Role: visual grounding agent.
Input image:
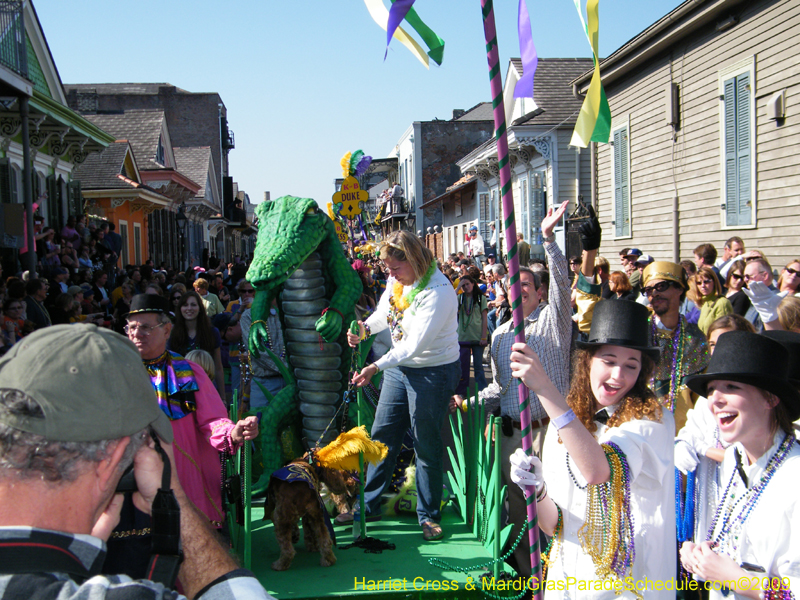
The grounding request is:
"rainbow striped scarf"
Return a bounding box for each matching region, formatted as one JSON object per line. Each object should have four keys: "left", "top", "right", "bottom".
{"left": 144, "top": 350, "right": 199, "bottom": 421}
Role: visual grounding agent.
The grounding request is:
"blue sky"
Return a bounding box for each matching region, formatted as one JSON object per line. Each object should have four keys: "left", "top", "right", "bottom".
{"left": 36, "top": 0, "right": 682, "bottom": 205}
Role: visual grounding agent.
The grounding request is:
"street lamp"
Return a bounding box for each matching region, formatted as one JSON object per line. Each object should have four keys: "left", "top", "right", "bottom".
{"left": 175, "top": 202, "right": 188, "bottom": 269}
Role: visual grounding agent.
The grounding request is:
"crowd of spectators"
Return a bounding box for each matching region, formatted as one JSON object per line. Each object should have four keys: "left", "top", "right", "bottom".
{"left": 4, "top": 209, "right": 800, "bottom": 596}
{"left": 0, "top": 214, "right": 253, "bottom": 365}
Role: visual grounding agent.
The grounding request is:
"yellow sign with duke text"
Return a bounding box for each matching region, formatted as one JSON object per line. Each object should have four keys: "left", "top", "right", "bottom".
{"left": 333, "top": 176, "right": 368, "bottom": 218}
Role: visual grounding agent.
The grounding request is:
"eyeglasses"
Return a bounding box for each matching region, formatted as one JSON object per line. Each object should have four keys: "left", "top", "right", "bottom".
{"left": 570, "top": 261, "right": 581, "bottom": 266}
{"left": 642, "top": 281, "right": 675, "bottom": 296}
{"left": 697, "top": 279, "right": 715, "bottom": 286}
{"left": 124, "top": 322, "right": 166, "bottom": 336}
{"left": 239, "top": 289, "right": 255, "bottom": 295}
{"left": 743, "top": 271, "right": 767, "bottom": 282}
{"left": 7, "top": 305, "right": 22, "bottom": 311}
{"left": 171, "top": 295, "right": 182, "bottom": 301}
{"left": 786, "top": 267, "right": 800, "bottom": 276}
{"left": 730, "top": 273, "right": 743, "bottom": 281}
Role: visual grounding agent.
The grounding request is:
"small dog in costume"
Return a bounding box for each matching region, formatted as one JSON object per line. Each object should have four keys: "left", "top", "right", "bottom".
{"left": 264, "top": 453, "right": 355, "bottom": 571}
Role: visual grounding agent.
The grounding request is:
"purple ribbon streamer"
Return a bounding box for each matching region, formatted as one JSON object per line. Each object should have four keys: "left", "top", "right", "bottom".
{"left": 386, "top": 0, "right": 416, "bottom": 60}
{"left": 513, "top": 0, "right": 538, "bottom": 98}
{"left": 357, "top": 214, "right": 369, "bottom": 241}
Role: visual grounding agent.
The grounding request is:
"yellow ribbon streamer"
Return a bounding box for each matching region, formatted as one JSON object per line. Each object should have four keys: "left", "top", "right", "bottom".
{"left": 570, "top": 0, "right": 609, "bottom": 147}
{"left": 364, "top": 0, "right": 429, "bottom": 69}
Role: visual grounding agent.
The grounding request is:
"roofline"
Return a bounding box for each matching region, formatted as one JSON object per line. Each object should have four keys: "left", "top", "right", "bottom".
{"left": 421, "top": 176, "right": 476, "bottom": 208}
{"left": 139, "top": 168, "right": 202, "bottom": 194}
{"left": 25, "top": 0, "right": 66, "bottom": 104}
{"left": 81, "top": 188, "right": 172, "bottom": 207}
{"left": 456, "top": 124, "right": 555, "bottom": 170}
{"left": 573, "top": 0, "right": 749, "bottom": 93}
{"left": 30, "top": 89, "right": 115, "bottom": 145}
{"left": 64, "top": 83, "right": 222, "bottom": 102}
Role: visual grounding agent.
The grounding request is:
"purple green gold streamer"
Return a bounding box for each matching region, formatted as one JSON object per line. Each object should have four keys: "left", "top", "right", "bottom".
{"left": 570, "top": 0, "right": 611, "bottom": 147}
{"left": 364, "top": 0, "right": 430, "bottom": 68}
{"left": 390, "top": 0, "right": 445, "bottom": 64}
{"left": 386, "top": 0, "right": 417, "bottom": 60}
{"left": 481, "top": 0, "right": 542, "bottom": 594}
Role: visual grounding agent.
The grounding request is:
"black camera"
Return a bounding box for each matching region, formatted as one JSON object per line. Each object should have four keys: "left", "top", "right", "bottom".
{"left": 116, "top": 463, "right": 137, "bottom": 493}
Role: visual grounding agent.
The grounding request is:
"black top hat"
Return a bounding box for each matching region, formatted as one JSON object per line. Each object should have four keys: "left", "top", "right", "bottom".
{"left": 576, "top": 300, "right": 661, "bottom": 362}
{"left": 762, "top": 330, "right": 800, "bottom": 385}
{"left": 128, "top": 294, "right": 170, "bottom": 316}
{"left": 685, "top": 330, "right": 800, "bottom": 421}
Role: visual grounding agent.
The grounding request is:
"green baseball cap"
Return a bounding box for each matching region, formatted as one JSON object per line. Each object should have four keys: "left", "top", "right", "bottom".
{"left": 0, "top": 323, "right": 173, "bottom": 443}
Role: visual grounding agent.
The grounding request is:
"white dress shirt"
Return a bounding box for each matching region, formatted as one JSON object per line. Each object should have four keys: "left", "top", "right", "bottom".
{"left": 706, "top": 432, "right": 800, "bottom": 600}
{"left": 543, "top": 409, "right": 676, "bottom": 599}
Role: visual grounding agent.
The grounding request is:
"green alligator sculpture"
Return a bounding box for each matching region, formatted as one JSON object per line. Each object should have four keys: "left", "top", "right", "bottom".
{"left": 246, "top": 195, "right": 362, "bottom": 487}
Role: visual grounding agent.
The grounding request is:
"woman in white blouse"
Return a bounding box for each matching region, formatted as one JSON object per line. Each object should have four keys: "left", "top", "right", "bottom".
{"left": 347, "top": 231, "right": 460, "bottom": 541}
{"left": 509, "top": 300, "right": 675, "bottom": 598}
{"left": 681, "top": 331, "right": 800, "bottom": 600}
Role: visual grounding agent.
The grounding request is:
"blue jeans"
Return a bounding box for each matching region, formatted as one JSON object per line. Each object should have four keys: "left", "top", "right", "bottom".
{"left": 455, "top": 343, "right": 487, "bottom": 397}
{"left": 487, "top": 309, "right": 497, "bottom": 336}
{"left": 363, "top": 360, "right": 460, "bottom": 525}
{"left": 230, "top": 364, "right": 241, "bottom": 399}
{"left": 250, "top": 375, "right": 285, "bottom": 409}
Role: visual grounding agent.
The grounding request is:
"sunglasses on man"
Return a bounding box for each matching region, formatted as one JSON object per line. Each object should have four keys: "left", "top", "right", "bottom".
{"left": 642, "top": 281, "right": 678, "bottom": 296}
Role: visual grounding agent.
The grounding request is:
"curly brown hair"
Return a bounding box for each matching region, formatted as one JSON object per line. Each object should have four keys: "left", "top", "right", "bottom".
{"left": 565, "top": 347, "right": 662, "bottom": 437}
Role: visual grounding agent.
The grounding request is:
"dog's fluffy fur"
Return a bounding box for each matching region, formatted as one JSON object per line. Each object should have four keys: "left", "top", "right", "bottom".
{"left": 265, "top": 455, "right": 355, "bottom": 571}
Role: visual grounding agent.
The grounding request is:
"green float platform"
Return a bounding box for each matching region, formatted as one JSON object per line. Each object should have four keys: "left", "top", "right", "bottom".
{"left": 249, "top": 504, "right": 514, "bottom": 600}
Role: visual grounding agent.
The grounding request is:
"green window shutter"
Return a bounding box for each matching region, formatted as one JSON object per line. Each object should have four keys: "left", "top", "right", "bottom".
{"left": 613, "top": 127, "right": 630, "bottom": 237}
{"left": 67, "top": 180, "right": 82, "bottom": 216}
{"left": 0, "top": 159, "right": 11, "bottom": 203}
{"left": 46, "top": 174, "right": 58, "bottom": 226}
{"left": 736, "top": 74, "right": 751, "bottom": 226}
{"left": 724, "top": 77, "right": 738, "bottom": 226}
{"left": 723, "top": 74, "right": 752, "bottom": 227}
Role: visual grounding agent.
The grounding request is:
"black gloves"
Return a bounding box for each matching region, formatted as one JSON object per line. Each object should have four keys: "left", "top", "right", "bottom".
{"left": 579, "top": 205, "right": 602, "bottom": 251}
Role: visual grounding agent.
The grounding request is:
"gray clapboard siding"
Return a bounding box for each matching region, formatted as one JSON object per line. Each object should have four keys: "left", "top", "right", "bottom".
{"left": 592, "top": 0, "right": 800, "bottom": 265}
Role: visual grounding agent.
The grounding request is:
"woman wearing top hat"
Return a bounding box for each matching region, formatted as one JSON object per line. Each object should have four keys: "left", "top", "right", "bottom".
{"left": 509, "top": 300, "right": 676, "bottom": 598}
{"left": 680, "top": 331, "right": 800, "bottom": 600}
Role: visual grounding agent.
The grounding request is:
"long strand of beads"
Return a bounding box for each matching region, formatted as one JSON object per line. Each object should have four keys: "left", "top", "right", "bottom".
{"left": 706, "top": 433, "right": 795, "bottom": 555}
{"left": 576, "top": 443, "right": 637, "bottom": 591}
{"left": 676, "top": 469, "right": 696, "bottom": 544}
{"left": 651, "top": 316, "right": 685, "bottom": 412}
{"left": 760, "top": 578, "right": 795, "bottom": 600}
{"left": 542, "top": 505, "right": 563, "bottom": 578}
{"left": 427, "top": 520, "right": 534, "bottom": 600}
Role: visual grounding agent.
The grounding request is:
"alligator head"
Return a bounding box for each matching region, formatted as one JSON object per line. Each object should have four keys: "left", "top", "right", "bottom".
{"left": 246, "top": 195, "right": 329, "bottom": 292}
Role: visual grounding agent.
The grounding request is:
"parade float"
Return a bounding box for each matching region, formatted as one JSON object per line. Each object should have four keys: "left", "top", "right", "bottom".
{"left": 220, "top": 1, "right": 612, "bottom": 597}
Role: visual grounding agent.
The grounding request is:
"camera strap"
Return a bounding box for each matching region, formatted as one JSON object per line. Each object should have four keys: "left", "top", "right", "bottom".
{"left": 146, "top": 437, "right": 183, "bottom": 588}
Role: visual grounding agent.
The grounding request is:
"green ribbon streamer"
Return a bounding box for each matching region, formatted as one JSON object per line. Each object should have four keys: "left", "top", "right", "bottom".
{"left": 391, "top": 0, "right": 445, "bottom": 65}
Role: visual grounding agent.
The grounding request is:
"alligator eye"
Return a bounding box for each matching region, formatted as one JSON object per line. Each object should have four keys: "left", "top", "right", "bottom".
{"left": 306, "top": 208, "right": 316, "bottom": 215}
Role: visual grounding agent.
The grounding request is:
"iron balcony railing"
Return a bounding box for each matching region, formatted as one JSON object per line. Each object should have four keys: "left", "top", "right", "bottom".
{"left": 0, "top": 1, "right": 26, "bottom": 78}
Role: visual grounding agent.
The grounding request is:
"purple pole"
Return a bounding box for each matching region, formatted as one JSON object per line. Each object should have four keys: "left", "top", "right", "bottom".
{"left": 480, "top": 1, "right": 542, "bottom": 596}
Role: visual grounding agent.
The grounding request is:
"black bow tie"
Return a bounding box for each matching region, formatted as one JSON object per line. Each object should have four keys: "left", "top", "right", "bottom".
{"left": 595, "top": 409, "right": 610, "bottom": 425}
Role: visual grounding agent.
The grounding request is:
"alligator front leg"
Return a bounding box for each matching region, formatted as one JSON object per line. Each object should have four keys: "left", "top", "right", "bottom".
{"left": 315, "top": 225, "right": 363, "bottom": 342}
{"left": 248, "top": 288, "right": 278, "bottom": 357}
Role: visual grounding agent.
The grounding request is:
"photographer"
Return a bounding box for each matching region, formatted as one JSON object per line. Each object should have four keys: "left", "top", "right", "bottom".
{"left": 0, "top": 323, "right": 271, "bottom": 599}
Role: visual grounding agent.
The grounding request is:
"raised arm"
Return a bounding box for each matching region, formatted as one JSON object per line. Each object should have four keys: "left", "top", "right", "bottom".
{"left": 509, "top": 343, "right": 611, "bottom": 485}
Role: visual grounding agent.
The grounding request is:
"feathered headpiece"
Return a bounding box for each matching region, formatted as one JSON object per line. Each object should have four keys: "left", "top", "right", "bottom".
{"left": 340, "top": 150, "right": 373, "bottom": 178}
{"left": 314, "top": 426, "right": 388, "bottom": 471}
